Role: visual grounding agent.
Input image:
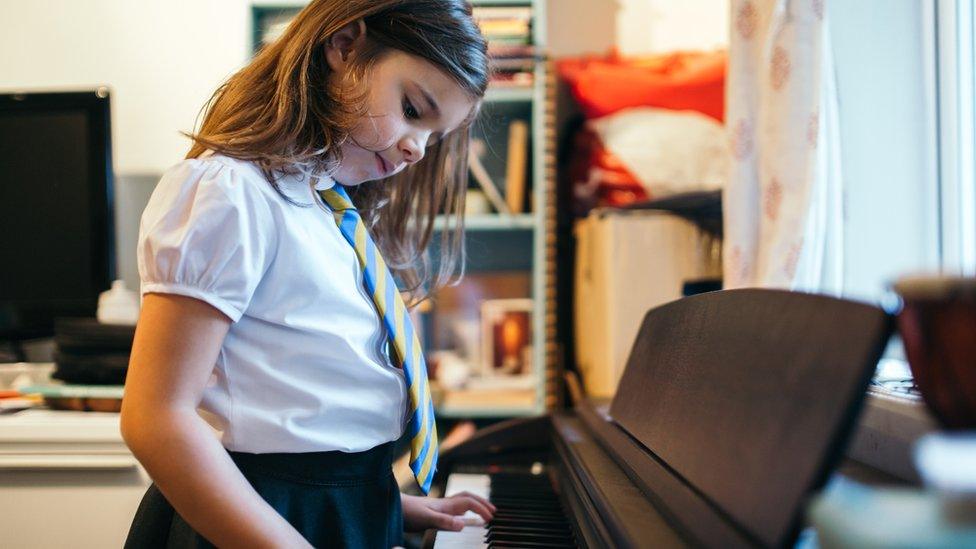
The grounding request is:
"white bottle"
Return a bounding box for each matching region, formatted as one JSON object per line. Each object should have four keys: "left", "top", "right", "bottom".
{"left": 97, "top": 280, "right": 140, "bottom": 325}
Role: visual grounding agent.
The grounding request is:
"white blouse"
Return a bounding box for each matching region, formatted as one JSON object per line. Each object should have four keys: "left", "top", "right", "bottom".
{"left": 137, "top": 154, "right": 408, "bottom": 453}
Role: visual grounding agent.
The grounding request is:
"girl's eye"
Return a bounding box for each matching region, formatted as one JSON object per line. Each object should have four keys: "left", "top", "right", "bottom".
{"left": 403, "top": 98, "right": 420, "bottom": 120}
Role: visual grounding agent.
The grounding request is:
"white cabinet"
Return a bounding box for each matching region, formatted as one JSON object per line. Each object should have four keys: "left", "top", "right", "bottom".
{"left": 0, "top": 410, "right": 151, "bottom": 549}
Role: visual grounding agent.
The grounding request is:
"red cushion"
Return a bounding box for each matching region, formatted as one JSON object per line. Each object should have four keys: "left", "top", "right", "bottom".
{"left": 556, "top": 50, "right": 727, "bottom": 122}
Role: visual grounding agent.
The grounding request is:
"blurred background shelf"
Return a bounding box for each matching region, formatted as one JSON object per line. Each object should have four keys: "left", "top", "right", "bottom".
{"left": 436, "top": 404, "right": 539, "bottom": 419}
{"left": 416, "top": 0, "right": 556, "bottom": 423}
{"left": 434, "top": 386, "right": 540, "bottom": 418}
{"left": 485, "top": 87, "right": 534, "bottom": 103}
{"left": 435, "top": 213, "right": 535, "bottom": 231}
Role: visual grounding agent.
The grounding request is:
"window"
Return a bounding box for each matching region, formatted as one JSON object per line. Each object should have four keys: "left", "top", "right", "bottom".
{"left": 935, "top": 0, "right": 976, "bottom": 276}
{"left": 831, "top": 0, "right": 975, "bottom": 302}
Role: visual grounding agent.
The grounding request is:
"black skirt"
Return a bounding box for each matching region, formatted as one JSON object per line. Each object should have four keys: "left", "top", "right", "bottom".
{"left": 125, "top": 441, "right": 403, "bottom": 548}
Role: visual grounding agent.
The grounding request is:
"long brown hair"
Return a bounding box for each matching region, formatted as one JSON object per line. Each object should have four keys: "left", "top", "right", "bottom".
{"left": 187, "top": 0, "right": 489, "bottom": 305}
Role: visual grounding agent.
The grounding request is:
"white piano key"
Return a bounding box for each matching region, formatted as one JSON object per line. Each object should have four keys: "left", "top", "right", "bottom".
{"left": 444, "top": 473, "right": 491, "bottom": 497}
{"left": 431, "top": 524, "right": 488, "bottom": 549}
{"left": 433, "top": 473, "right": 491, "bottom": 549}
{"left": 444, "top": 473, "right": 490, "bottom": 524}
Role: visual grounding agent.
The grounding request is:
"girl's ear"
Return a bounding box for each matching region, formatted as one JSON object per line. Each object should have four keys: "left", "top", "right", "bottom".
{"left": 325, "top": 19, "right": 367, "bottom": 74}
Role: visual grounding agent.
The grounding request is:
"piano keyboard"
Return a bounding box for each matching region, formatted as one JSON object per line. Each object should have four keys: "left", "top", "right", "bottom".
{"left": 433, "top": 468, "right": 577, "bottom": 548}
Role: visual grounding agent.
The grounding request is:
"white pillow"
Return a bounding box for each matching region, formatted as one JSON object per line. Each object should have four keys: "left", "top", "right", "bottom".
{"left": 587, "top": 107, "right": 729, "bottom": 198}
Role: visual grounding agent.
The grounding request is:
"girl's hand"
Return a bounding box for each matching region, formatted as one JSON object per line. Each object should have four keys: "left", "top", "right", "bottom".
{"left": 401, "top": 492, "right": 496, "bottom": 532}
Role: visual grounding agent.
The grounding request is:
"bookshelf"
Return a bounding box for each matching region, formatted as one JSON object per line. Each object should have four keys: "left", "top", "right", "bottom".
{"left": 251, "top": 1, "right": 555, "bottom": 419}
{"left": 428, "top": 0, "right": 554, "bottom": 419}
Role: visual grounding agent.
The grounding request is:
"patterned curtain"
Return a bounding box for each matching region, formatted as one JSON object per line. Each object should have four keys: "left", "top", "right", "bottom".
{"left": 724, "top": 0, "right": 842, "bottom": 291}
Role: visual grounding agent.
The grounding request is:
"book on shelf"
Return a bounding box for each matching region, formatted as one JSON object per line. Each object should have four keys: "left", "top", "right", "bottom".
{"left": 477, "top": 25, "right": 530, "bottom": 42}
{"left": 472, "top": 6, "right": 533, "bottom": 22}
{"left": 488, "top": 43, "right": 537, "bottom": 59}
{"left": 490, "top": 72, "right": 534, "bottom": 89}
{"left": 491, "top": 57, "right": 536, "bottom": 71}
{"left": 468, "top": 139, "right": 510, "bottom": 214}
{"left": 474, "top": 3, "right": 536, "bottom": 91}
{"left": 504, "top": 119, "right": 529, "bottom": 213}
{"left": 473, "top": 6, "right": 533, "bottom": 44}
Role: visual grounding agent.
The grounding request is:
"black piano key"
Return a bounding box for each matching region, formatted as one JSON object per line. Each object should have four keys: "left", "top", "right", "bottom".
{"left": 493, "top": 502, "right": 562, "bottom": 510}
{"left": 487, "top": 530, "right": 575, "bottom": 542}
{"left": 488, "top": 525, "right": 572, "bottom": 535}
{"left": 488, "top": 542, "right": 576, "bottom": 549}
{"left": 491, "top": 493, "right": 560, "bottom": 504}
{"left": 487, "top": 526, "right": 573, "bottom": 536}
{"left": 487, "top": 524, "right": 570, "bottom": 533}
{"left": 493, "top": 506, "right": 561, "bottom": 513}
{"left": 487, "top": 536, "right": 575, "bottom": 546}
{"left": 488, "top": 518, "right": 568, "bottom": 530}
{"left": 492, "top": 502, "right": 564, "bottom": 511}
{"left": 488, "top": 525, "right": 572, "bottom": 534}
{"left": 490, "top": 511, "right": 568, "bottom": 522}
{"left": 491, "top": 511, "right": 566, "bottom": 521}
{"left": 491, "top": 486, "right": 555, "bottom": 496}
{"left": 490, "top": 480, "right": 552, "bottom": 490}
{"left": 489, "top": 514, "right": 566, "bottom": 523}
{"left": 491, "top": 494, "right": 560, "bottom": 502}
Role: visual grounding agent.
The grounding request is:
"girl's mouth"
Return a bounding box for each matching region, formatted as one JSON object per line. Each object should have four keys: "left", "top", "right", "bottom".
{"left": 375, "top": 153, "right": 390, "bottom": 176}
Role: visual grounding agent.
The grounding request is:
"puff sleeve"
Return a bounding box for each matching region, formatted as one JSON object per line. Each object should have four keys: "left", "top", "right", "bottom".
{"left": 137, "top": 159, "right": 277, "bottom": 322}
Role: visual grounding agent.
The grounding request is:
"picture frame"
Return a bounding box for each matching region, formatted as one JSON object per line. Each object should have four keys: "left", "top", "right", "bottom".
{"left": 480, "top": 298, "right": 533, "bottom": 378}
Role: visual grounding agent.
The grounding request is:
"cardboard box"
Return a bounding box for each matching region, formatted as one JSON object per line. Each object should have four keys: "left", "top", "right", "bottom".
{"left": 574, "top": 209, "right": 719, "bottom": 397}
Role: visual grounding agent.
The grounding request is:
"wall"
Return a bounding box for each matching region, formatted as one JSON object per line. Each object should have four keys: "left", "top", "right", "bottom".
{"left": 617, "top": 0, "right": 728, "bottom": 55}
{"left": 548, "top": 0, "right": 728, "bottom": 57}
{"left": 0, "top": 0, "right": 256, "bottom": 174}
{"left": 0, "top": 0, "right": 290, "bottom": 290}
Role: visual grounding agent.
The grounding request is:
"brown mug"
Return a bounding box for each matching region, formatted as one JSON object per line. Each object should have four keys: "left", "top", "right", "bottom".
{"left": 893, "top": 275, "right": 976, "bottom": 429}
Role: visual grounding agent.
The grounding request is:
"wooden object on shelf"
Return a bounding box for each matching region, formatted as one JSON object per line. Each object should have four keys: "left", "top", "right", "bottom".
{"left": 504, "top": 119, "right": 529, "bottom": 213}
{"left": 468, "top": 140, "right": 510, "bottom": 214}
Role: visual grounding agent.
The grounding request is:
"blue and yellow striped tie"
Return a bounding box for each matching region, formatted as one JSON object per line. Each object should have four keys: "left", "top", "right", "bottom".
{"left": 319, "top": 184, "right": 438, "bottom": 494}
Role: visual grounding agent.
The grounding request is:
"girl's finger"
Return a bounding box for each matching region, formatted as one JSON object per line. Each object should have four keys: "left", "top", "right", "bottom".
{"left": 445, "top": 495, "right": 493, "bottom": 522}
{"left": 454, "top": 490, "right": 496, "bottom": 512}
{"left": 430, "top": 509, "right": 464, "bottom": 531}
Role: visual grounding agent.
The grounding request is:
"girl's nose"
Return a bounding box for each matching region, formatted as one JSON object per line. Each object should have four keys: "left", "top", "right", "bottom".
{"left": 400, "top": 132, "right": 429, "bottom": 164}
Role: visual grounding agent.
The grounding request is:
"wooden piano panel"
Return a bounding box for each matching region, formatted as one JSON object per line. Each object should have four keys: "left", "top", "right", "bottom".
{"left": 609, "top": 289, "right": 892, "bottom": 548}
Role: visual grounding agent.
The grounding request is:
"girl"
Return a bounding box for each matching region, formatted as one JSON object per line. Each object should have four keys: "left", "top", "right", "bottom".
{"left": 120, "top": 1, "right": 495, "bottom": 547}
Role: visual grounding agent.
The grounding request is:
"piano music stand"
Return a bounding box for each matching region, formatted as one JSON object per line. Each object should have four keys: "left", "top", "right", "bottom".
{"left": 608, "top": 288, "right": 894, "bottom": 547}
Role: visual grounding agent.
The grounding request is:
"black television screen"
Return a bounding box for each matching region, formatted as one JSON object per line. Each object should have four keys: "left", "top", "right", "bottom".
{"left": 0, "top": 89, "right": 114, "bottom": 340}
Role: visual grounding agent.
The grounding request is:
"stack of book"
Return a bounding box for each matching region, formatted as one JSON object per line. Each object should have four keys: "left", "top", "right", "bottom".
{"left": 473, "top": 5, "right": 535, "bottom": 89}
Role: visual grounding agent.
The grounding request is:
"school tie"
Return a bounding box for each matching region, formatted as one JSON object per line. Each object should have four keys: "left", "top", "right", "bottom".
{"left": 319, "top": 184, "right": 439, "bottom": 494}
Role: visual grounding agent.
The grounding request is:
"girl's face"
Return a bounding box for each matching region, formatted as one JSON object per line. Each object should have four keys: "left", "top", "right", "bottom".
{"left": 326, "top": 33, "right": 477, "bottom": 186}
